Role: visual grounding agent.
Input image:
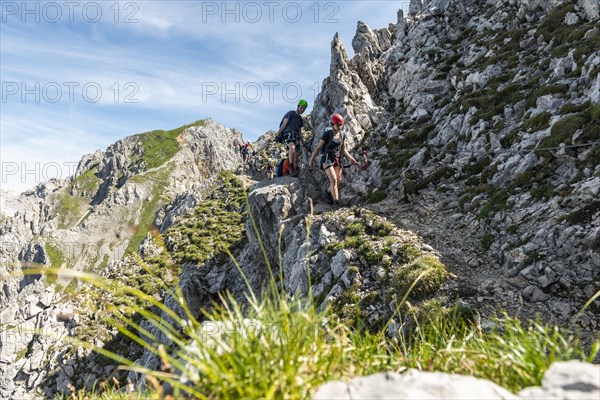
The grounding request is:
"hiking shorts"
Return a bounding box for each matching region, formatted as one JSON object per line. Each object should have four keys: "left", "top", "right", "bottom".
{"left": 320, "top": 154, "right": 340, "bottom": 170}
{"left": 283, "top": 131, "right": 299, "bottom": 146}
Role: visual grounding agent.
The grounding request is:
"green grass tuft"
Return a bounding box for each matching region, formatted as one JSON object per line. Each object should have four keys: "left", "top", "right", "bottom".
{"left": 72, "top": 169, "right": 102, "bottom": 195}
{"left": 539, "top": 104, "right": 599, "bottom": 149}
{"left": 125, "top": 166, "right": 173, "bottom": 256}
{"left": 132, "top": 120, "right": 205, "bottom": 171}
{"left": 477, "top": 189, "right": 509, "bottom": 220}
{"left": 54, "top": 190, "right": 88, "bottom": 228}
{"left": 524, "top": 112, "right": 551, "bottom": 132}
{"left": 49, "top": 268, "right": 599, "bottom": 399}
{"left": 368, "top": 190, "right": 387, "bottom": 204}
{"left": 390, "top": 256, "right": 447, "bottom": 300}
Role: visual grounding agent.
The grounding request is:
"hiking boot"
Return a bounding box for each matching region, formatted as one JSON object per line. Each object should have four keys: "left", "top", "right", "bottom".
{"left": 334, "top": 199, "right": 343, "bottom": 208}
{"left": 326, "top": 192, "right": 334, "bottom": 204}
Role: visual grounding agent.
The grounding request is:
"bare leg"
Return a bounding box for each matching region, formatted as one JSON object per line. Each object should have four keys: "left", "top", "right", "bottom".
{"left": 335, "top": 166, "right": 343, "bottom": 185}
{"left": 324, "top": 166, "right": 339, "bottom": 201}
{"left": 288, "top": 142, "right": 296, "bottom": 167}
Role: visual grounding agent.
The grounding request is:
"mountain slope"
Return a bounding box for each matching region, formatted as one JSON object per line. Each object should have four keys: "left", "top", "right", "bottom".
{"left": 0, "top": 119, "right": 244, "bottom": 398}
{"left": 1, "top": 0, "right": 599, "bottom": 398}
{"left": 307, "top": 0, "right": 600, "bottom": 330}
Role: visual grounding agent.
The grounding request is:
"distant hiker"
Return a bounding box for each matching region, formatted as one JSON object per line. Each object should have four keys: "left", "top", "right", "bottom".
{"left": 308, "top": 114, "right": 357, "bottom": 206}
{"left": 241, "top": 145, "right": 249, "bottom": 164}
{"left": 360, "top": 147, "right": 370, "bottom": 170}
{"left": 266, "top": 161, "right": 275, "bottom": 179}
{"left": 276, "top": 99, "right": 308, "bottom": 177}
{"left": 241, "top": 142, "right": 252, "bottom": 164}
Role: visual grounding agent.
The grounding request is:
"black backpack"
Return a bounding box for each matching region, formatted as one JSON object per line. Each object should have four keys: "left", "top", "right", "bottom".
{"left": 275, "top": 115, "right": 288, "bottom": 143}
{"left": 275, "top": 131, "right": 284, "bottom": 144}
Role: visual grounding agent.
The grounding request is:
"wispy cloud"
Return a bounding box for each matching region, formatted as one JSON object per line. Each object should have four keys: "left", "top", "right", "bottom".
{"left": 1, "top": 0, "right": 401, "bottom": 192}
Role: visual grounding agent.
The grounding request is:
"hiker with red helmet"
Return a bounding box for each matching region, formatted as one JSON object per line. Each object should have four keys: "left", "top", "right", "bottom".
{"left": 308, "top": 113, "right": 357, "bottom": 206}
{"left": 241, "top": 141, "right": 252, "bottom": 164}
{"left": 276, "top": 100, "right": 308, "bottom": 176}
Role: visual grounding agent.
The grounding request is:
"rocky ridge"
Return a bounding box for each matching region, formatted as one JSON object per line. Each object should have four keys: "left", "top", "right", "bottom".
{"left": 307, "top": 0, "right": 600, "bottom": 330}
{"left": 0, "top": 119, "right": 244, "bottom": 398}
{"left": 1, "top": 0, "right": 600, "bottom": 398}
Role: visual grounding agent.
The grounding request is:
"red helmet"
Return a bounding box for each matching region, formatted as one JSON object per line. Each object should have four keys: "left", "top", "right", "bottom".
{"left": 330, "top": 114, "right": 344, "bottom": 125}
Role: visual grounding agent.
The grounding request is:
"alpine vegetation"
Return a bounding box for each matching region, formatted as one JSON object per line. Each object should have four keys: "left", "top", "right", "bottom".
{"left": 1, "top": 0, "right": 599, "bottom": 399}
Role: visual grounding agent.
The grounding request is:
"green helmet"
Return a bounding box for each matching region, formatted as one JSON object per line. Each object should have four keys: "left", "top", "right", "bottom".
{"left": 297, "top": 99, "right": 308, "bottom": 108}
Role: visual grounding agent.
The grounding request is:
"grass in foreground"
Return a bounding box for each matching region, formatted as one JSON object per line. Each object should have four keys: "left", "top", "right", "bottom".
{"left": 42, "top": 190, "right": 600, "bottom": 399}
{"left": 50, "top": 266, "right": 599, "bottom": 400}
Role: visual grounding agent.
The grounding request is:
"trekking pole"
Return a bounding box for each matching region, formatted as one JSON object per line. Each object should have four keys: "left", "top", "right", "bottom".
{"left": 360, "top": 148, "right": 369, "bottom": 170}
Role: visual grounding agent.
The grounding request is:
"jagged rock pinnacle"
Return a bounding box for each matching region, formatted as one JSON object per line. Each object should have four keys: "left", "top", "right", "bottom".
{"left": 396, "top": 9, "right": 407, "bottom": 41}
{"left": 409, "top": 0, "right": 423, "bottom": 16}
{"left": 352, "top": 21, "right": 382, "bottom": 57}
{"left": 330, "top": 33, "right": 350, "bottom": 75}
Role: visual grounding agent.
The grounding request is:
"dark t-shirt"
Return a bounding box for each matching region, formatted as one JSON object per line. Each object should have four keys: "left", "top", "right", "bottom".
{"left": 320, "top": 128, "right": 344, "bottom": 157}
{"left": 280, "top": 111, "right": 304, "bottom": 135}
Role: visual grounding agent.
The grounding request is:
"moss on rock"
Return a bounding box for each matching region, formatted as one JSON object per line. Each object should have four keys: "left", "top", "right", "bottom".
{"left": 164, "top": 171, "right": 249, "bottom": 265}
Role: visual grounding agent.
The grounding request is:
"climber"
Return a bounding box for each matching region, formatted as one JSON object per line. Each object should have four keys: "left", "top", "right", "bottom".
{"left": 241, "top": 142, "right": 252, "bottom": 164}
{"left": 275, "top": 99, "right": 308, "bottom": 177}
{"left": 308, "top": 114, "right": 357, "bottom": 206}
{"left": 360, "top": 147, "right": 370, "bottom": 170}
{"left": 266, "top": 160, "right": 275, "bottom": 179}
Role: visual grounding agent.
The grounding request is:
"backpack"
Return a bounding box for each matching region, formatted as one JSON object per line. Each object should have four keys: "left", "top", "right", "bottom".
{"left": 276, "top": 159, "right": 286, "bottom": 177}
{"left": 275, "top": 131, "right": 284, "bottom": 144}
{"left": 274, "top": 116, "right": 287, "bottom": 143}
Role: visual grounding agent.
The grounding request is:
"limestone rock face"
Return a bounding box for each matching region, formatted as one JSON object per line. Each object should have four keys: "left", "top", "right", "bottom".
{"left": 133, "top": 176, "right": 445, "bottom": 377}
{"left": 310, "top": 33, "right": 382, "bottom": 153}
{"left": 313, "top": 361, "right": 599, "bottom": 400}
{"left": 314, "top": 370, "right": 516, "bottom": 400}
{"left": 519, "top": 361, "right": 600, "bottom": 399}
{"left": 0, "top": 119, "right": 243, "bottom": 399}
{"left": 3, "top": 0, "right": 600, "bottom": 398}
{"left": 352, "top": 21, "right": 381, "bottom": 57}
{"left": 306, "top": 0, "right": 600, "bottom": 335}
{"left": 579, "top": 0, "right": 599, "bottom": 20}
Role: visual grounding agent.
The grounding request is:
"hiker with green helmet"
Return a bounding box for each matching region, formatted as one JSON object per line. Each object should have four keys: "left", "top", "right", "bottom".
{"left": 276, "top": 99, "right": 308, "bottom": 176}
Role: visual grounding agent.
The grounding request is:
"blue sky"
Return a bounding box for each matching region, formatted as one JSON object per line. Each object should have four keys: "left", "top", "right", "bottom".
{"left": 1, "top": 0, "right": 406, "bottom": 192}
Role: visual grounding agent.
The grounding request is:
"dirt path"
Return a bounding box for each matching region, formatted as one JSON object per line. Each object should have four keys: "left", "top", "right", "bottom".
{"left": 367, "top": 196, "right": 547, "bottom": 324}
